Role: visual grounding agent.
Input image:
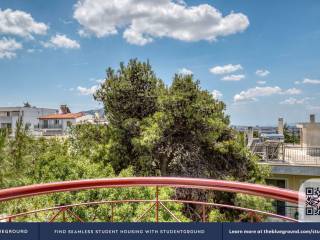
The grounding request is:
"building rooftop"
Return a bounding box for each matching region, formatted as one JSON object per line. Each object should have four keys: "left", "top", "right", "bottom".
{"left": 39, "top": 112, "right": 84, "bottom": 120}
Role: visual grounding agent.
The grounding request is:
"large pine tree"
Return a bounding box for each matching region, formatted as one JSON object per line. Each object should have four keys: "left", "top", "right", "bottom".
{"left": 95, "top": 59, "right": 268, "bottom": 220}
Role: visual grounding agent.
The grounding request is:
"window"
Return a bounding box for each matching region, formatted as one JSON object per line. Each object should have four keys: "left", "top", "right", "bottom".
{"left": 67, "top": 121, "right": 72, "bottom": 127}
{"left": 43, "top": 120, "right": 48, "bottom": 128}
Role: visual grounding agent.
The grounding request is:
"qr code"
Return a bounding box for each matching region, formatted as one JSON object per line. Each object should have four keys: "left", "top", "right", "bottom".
{"left": 305, "top": 187, "right": 320, "bottom": 215}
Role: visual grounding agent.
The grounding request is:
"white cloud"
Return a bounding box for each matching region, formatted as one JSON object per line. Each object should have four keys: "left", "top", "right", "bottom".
{"left": 27, "top": 48, "right": 42, "bottom": 53}
{"left": 294, "top": 81, "right": 300, "bottom": 85}
{"left": 89, "top": 78, "right": 105, "bottom": 84}
{"left": 0, "top": 8, "right": 48, "bottom": 38}
{"left": 209, "top": 64, "right": 242, "bottom": 75}
{"left": 255, "top": 69, "right": 270, "bottom": 77}
{"left": 0, "top": 37, "right": 22, "bottom": 59}
{"left": 73, "top": 0, "right": 249, "bottom": 45}
{"left": 233, "top": 86, "right": 302, "bottom": 102}
{"left": 282, "top": 88, "right": 301, "bottom": 95}
{"left": 280, "top": 97, "right": 309, "bottom": 105}
{"left": 77, "top": 85, "right": 98, "bottom": 95}
{"left": 234, "top": 86, "right": 281, "bottom": 102}
{"left": 178, "top": 68, "right": 193, "bottom": 75}
{"left": 303, "top": 78, "right": 320, "bottom": 84}
{"left": 42, "top": 34, "right": 80, "bottom": 49}
{"left": 221, "top": 74, "right": 245, "bottom": 81}
{"left": 211, "top": 90, "right": 223, "bottom": 99}
{"left": 257, "top": 80, "right": 266, "bottom": 85}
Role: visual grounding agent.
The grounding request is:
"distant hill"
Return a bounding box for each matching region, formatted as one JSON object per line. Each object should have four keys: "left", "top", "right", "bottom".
{"left": 83, "top": 108, "right": 105, "bottom": 117}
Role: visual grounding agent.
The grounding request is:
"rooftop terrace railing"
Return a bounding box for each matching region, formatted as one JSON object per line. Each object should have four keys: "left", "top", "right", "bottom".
{"left": 252, "top": 144, "right": 320, "bottom": 166}
{"left": 37, "top": 124, "right": 63, "bottom": 129}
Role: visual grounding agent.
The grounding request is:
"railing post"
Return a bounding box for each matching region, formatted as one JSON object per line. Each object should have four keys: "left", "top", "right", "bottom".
{"left": 62, "top": 208, "right": 66, "bottom": 222}
{"left": 111, "top": 203, "right": 114, "bottom": 222}
{"left": 202, "top": 205, "right": 206, "bottom": 222}
{"left": 156, "top": 186, "right": 159, "bottom": 223}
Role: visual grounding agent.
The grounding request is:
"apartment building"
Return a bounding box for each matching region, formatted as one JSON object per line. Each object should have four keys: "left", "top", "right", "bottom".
{"left": 0, "top": 106, "right": 58, "bottom": 134}
{"left": 248, "top": 115, "right": 320, "bottom": 218}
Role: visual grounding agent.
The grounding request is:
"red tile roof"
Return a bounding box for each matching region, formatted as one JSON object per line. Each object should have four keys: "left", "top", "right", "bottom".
{"left": 39, "top": 112, "right": 84, "bottom": 120}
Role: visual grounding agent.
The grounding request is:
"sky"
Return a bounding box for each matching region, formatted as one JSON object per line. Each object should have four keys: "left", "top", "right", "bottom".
{"left": 0, "top": 0, "right": 320, "bottom": 126}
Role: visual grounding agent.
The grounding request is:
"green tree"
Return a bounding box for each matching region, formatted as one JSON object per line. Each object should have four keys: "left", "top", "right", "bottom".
{"left": 95, "top": 60, "right": 269, "bottom": 221}
{"left": 135, "top": 74, "right": 269, "bottom": 220}
{"left": 1, "top": 117, "right": 34, "bottom": 187}
{"left": 94, "top": 59, "right": 164, "bottom": 173}
{"left": 283, "top": 123, "right": 300, "bottom": 144}
{"left": 94, "top": 59, "right": 162, "bottom": 126}
{"left": 0, "top": 129, "right": 8, "bottom": 187}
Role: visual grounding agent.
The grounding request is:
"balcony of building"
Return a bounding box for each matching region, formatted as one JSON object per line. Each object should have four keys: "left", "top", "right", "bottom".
{"left": 252, "top": 143, "right": 320, "bottom": 166}
{"left": 0, "top": 116, "right": 12, "bottom": 123}
{"left": 252, "top": 143, "right": 320, "bottom": 177}
{"left": 37, "top": 124, "right": 63, "bottom": 129}
{"left": 34, "top": 123, "right": 64, "bottom": 137}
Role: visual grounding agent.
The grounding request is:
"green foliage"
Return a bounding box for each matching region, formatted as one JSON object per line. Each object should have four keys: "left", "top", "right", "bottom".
{"left": 93, "top": 60, "right": 270, "bottom": 221}
{"left": 283, "top": 123, "right": 300, "bottom": 144}
{"left": 9, "top": 117, "right": 32, "bottom": 172}
{"left": 0, "top": 129, "right": 8, "bottom": 186}
{"left": 207, "top": 194, "right": 273, "bottom": 222}
{"left": 0, "top": 119, "right": 188, "bottom": 222}
{"left": 94, "top": 59, "right": 163, "bottom": 125}
{"left": 235, "top": 194, "right": 273, "bottom": 222}
{"left": 208, "top": 209, "right": 228, "bottom": 222}
{"left": 93, "top": 59, "right": 165, "bottom": 173}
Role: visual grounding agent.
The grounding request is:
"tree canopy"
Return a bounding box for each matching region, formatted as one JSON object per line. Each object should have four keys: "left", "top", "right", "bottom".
{"left": 94, "top": 59, "right": 266, "bottom": 182}
{"left": 93, "top": 59, "right": 269, "bottom": 220}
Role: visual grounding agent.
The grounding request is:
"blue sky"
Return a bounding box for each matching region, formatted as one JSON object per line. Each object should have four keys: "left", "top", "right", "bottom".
{"left": 0, "top": 0, "right": 320, "bottom": 125}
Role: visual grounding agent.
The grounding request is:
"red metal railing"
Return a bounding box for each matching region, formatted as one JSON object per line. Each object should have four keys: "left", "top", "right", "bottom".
{"left": 0, "top": 177, "right": 301, "bottom": 222}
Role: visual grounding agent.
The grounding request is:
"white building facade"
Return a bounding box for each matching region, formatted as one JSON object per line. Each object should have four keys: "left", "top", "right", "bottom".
{"left": 297, "top": 114, "right": 320, "bottom": 148}
{"left": 0, "top": 106, "right": 58, "bottom": 134}
{"left": 38, "top": 112, "right": 93, "bottom": 136}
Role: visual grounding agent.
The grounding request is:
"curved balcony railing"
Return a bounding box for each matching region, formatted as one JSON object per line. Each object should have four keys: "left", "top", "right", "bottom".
{"left": 0, "top": 177, "right": 301, "bottom": 223}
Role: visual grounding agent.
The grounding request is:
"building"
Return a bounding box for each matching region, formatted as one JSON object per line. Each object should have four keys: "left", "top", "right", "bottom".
{"left": 0, "top": 106, "right": 58, "bottom": 134}
{"left": 248, "top": 114, "right": 320, "bottom": 218}
{"left": 297, "top": 114, "right": 320, "bottom": 148}
{"left": 38, "top": 112, "right": 93, "bottom": 136}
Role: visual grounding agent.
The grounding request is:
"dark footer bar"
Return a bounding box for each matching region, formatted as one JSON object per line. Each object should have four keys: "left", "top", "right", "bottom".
{"left": 1, "top": 223, "right": 320, "bottom": 240}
